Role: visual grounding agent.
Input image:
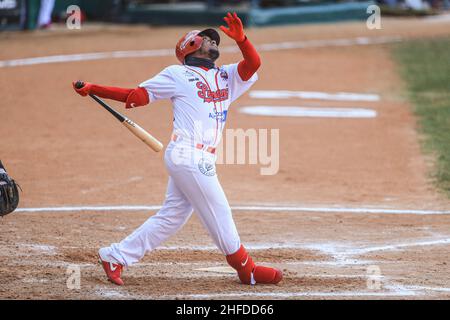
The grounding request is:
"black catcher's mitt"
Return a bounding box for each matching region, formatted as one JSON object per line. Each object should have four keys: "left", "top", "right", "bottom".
{"left": 0, "top": 160, "right": 20, "bottom": 217}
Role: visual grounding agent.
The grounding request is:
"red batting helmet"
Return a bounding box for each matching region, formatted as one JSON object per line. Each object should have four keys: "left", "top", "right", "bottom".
{"left": 175, "top": 28, "right": 220, "bottom": 64}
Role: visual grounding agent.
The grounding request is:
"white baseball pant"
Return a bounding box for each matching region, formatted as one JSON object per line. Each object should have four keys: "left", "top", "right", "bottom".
{"left": 102, "top": 138, "right": 241, "bottom": 267}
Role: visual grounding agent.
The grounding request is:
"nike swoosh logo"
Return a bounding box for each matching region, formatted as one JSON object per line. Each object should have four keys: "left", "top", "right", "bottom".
{"left": 110, "top": 263, "right": 117, "bottom": 272}
{"left": 130, "top": 103, "right": 137, "bottom": 108}
{"left": 241, "top": 256, "right": 249, "bottom": 267}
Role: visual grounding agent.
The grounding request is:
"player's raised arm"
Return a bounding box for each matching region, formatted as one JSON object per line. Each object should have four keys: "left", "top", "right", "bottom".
{"left": 220, "top": 12, "right": 261, "bottom": 81}
{"left": 72, "top": 81, "right": 149, "bottom": 109}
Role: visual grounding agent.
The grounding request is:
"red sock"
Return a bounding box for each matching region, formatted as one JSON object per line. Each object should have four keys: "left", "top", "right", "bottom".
{"left": 226, "top": 245, "right": 255, "bottom": 284}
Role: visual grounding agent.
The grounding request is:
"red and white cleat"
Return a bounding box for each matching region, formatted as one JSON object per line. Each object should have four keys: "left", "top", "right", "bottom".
{"left": 98, "top": 248, "right": 124, "bottom": 286}
{"left": 253, "top": 266, "right": 283, "bottom": 285}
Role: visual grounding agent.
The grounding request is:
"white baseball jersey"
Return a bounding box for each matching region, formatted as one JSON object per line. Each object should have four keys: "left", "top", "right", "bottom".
{"left": 139, "top": 63, "right": 258, "bottom": 147}
{"left": 101, "top": 62, "right": 259, "bottom": 267}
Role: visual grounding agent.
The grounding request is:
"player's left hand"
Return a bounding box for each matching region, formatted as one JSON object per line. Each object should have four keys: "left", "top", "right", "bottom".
{"left": 220, "top": 12, "right": 245, "bottom": 43}
{"left": 72, "top": 81, "right": 92, "bottom": 97}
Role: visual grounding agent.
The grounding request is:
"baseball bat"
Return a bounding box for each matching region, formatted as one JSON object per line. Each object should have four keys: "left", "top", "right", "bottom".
{"left": 75, "top": 81, "right": 164, "bottom": 153}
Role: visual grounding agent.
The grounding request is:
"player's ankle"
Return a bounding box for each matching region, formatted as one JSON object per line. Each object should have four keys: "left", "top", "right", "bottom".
{"left": 226, "top": 245, "right": 257, "bottom": 284}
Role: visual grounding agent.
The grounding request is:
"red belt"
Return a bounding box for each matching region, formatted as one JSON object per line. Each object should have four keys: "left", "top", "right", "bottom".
{"left": 171, "top": 134, "right": 216, "bottom": 154}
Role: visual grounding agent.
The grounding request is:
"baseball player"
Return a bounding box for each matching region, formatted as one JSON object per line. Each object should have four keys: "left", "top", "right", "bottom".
{"left": 73, "top": 12, "right": 282, "bottom": 286}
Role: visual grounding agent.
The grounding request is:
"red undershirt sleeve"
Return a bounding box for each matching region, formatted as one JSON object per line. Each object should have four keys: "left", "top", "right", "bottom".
{"left": 237, "top": 37, "right": 261, "bottom": 81}
{"left": 89, "top": 85, "right": 133, "bottom": 102}
{"left": 89, "top": 85, "right": 149, "bottom": 109}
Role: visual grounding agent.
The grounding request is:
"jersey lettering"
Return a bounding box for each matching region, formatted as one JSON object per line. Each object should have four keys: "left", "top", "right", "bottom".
{"left": 139, "top": 64, "right": 258, "bottom": 147}
{"left": 196, "top": 81, "right": 229, "bottom": 103}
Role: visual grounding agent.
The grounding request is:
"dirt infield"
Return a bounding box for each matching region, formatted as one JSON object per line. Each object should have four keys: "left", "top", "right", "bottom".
{"left": 1, "top": 17, "right": 450, "bottom": 299}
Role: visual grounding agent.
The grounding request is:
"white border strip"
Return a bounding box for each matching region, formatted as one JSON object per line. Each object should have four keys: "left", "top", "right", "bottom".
{"left": 0, "top": 36, "right": 402, "bottom": 68}
{"left": 15, "top": 205, "right": 450, "bottom": 215}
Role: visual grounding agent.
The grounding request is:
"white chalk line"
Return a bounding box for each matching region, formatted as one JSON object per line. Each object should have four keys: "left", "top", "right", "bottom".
{"left": 0, "top": 49, "right": 172, "bottom": 68}
{"left": 239, "top": 105, "right": 378, "bottom": 118}
{"left": 341, "top": 238, "right": 450, "bottom": 256}
{"left": 159, "top": 291, "right": 417, "bottom": 299}
{"left": 405, "top": 286, "right": 450, "bottom": 293}
{"left": 95, "top": 287, "right": 132, "bottom": 299}
{"left": 93, "top": 285, "right": 450, "bottom": 299}
{"left": 90, "top": 289, "right": 413, "bottom": 300}
{"left": 18, "top": 243, "right": 57, "bottom": 254}
{"left": 249, "top": 90, "right": 380, "bottom": 102}
{"left": 16, "top": 205, "right": 162, "bottom": 213}
{"left": 15, "top": 204, "right": 450, "bottom": 215}
{"left": 91, "top": 274, "right": 424, "bottom": 299}
{"left": 0, "top": 36, "right": 402, "bottom": 68}
{"left": 155, "top": 238, "right": 450, "bottom": 257}
{"left": 155, "top": 282, "right": 450, "bottom": 299}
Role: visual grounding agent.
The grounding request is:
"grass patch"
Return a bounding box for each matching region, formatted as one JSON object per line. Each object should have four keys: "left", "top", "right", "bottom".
{"left": 393, "top": 37, "right": 450, "bottom": 197}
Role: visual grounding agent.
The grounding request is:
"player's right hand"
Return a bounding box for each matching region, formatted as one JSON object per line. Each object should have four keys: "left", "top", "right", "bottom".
{"left": 72, "top": 81, "right": 92, "bottom": 97}
{"left": 220, "top": 12, "right": 245, "bottom": 43}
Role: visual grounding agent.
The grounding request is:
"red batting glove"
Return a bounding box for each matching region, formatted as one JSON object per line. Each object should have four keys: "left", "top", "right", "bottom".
{"left": 72, "top": 81, "right": 92, "bottom": 97}
{"left": 219, "top": 12, "right": 246, "bottom": 43}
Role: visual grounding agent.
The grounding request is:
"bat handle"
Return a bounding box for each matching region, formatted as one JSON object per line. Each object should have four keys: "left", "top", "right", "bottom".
{"left": 74, "top": 80, "right": 85, "bottom": 89}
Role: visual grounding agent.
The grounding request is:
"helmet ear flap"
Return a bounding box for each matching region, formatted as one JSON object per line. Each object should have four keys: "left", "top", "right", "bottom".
{"left": 183, "top": 36, "right": 204, "bottom": 62}
{"left": 192, "top": 35, "right": 204, "bottom": 47}
{"left": 175, "top": 30, "right": 205, "bottom": 64}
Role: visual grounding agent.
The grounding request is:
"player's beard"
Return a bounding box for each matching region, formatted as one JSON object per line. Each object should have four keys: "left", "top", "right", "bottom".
{"left": 208, "top": 48, "right": 220, "bottom": 61}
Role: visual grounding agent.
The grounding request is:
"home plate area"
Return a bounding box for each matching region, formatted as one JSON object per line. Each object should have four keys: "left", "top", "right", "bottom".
{"left": 1, "top": 207, "right": 450, "bottom": 299}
